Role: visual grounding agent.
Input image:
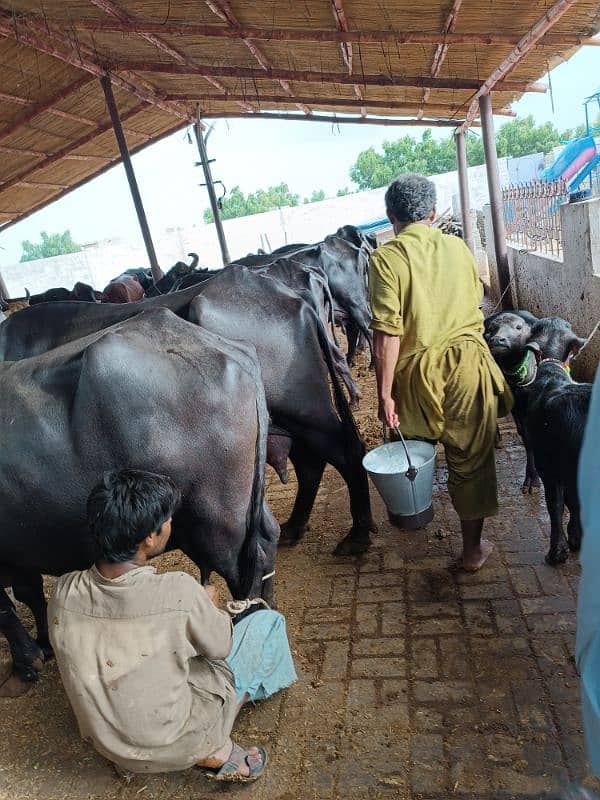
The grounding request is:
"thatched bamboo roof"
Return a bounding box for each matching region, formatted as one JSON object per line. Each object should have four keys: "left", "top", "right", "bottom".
{"left": 0, "top": 0, "right": 598, "bottom": 231}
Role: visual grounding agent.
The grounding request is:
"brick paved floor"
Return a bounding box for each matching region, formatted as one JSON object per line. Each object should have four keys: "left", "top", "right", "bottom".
{"left": 0, "top": 363, "right": 596, "bottom": 800}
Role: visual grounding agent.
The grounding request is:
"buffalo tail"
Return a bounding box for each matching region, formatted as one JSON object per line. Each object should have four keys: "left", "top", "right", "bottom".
{"left": 238, "top": 365, "right": 269, "bottom": 599}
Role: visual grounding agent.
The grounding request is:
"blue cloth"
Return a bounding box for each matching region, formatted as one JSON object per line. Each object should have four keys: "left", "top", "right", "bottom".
{"left": 226, "top": 610, "right": 297, "bottom": 704}
{"left": 577, "top": 370, "right": 600, "bottom": 778}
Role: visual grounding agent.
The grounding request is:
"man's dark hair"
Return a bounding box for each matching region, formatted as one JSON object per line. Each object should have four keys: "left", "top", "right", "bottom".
{"left": 385, "top": 173, "right": 436, "bottom": 223}
{"left": 87, "top": 469, "right": 181, "bottom": 563}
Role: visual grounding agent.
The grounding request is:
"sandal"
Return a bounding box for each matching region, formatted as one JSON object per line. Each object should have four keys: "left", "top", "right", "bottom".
{"left": 200, "top": 743, "right": 268, "bottom": 783}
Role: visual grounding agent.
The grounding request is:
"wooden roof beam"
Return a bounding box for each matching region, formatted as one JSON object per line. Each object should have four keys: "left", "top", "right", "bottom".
{"left": 329, "top": 0, "right": 365, "bottom": 113}
{"left": 87, "top": 0, "right": 252, "bottom": 112}
{"left": 0, "top": 75, "right": 95, "bottom": 142}
{"left": 0, "top": 89, "right": 102, "bottom": 126}
{"left": 45, "top": 20, "right": 600, "bottom": 47}
{"left": 115, "top": 61, "right": 547, "bottom": 93}
{"left": 165, "top": 91, "right": 517, "bottom": 116}
{"left": 0, "top": 9, "right": 193, "bottom": 122}
{"left": 0, "top": 102, "right": 147, "bottom": 199}
{"left": 198, "top": 111, "right": 479, "bottom": 127}
{"left": 0, "top": 118, "right": 186, "bottom": 233}
{"left": 203, "top": 0, "right": 311, "bottom": 115}
{"left": 457, "top": 0, "right": 580, "bottom": 132}
{"left": 419, "top": 0, "right": 464, "bottom": 118}
{"left": 18, "top": 180, "right": 70, "bottom": 189}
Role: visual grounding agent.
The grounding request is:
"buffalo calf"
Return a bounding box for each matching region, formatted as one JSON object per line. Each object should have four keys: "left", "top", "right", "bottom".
{"left": 525, "top": 317, "right": 590, "bottom": 564}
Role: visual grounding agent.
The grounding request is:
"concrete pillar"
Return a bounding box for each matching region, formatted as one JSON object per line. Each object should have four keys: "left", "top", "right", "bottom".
{"left": 479, "top": 93, "right": 513, "bottom": 309}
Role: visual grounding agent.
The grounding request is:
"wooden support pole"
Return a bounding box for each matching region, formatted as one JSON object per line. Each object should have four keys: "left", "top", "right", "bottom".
{"left": 479, "top": 94, "right": 512, "bottom": 310}
{"left": 100, "top": 75, "right": 163, "bottom": 282}
{"left": 193, "top": 118, "right": 230, "bottom": 266}
{"left": 0, "top": 270, "right": 9, "bottom": 302}
{"left": 455, "top": 131, "right": 474, "bottom": 254}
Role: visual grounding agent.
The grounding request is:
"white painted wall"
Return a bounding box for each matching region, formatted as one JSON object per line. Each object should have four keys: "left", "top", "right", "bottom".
{"left": 1, "top": 159, "right": 509, "bottom": 296}
{"left": 484, "top": 196, "right": 600, "bottom": 382}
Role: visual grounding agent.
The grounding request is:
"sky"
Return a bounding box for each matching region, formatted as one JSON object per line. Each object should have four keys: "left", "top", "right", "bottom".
{"left": 0, "top": 46, "right": 599, "bottom": 266}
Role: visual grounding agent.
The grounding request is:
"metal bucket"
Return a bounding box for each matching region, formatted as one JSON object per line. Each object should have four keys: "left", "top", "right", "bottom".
{"left": 363, "top": 436, "right": 436, "bottom": 529}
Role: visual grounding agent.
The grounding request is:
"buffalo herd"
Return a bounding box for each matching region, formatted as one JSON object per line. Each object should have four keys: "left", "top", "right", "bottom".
{"left": 0, "top": 223, "right": 593, "bottom": 699}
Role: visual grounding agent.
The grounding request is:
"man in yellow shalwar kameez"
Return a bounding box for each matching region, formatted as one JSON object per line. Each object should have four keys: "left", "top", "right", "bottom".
{"left": 369, "top": 173, "right": 512, "bottom": 571}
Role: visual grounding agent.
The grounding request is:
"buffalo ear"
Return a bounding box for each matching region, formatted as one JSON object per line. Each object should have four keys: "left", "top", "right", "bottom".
{"left": 526, "top": 341, "right": 542, "bottom": 362}
{"left": 566, "top": 336, "right": 587, "bottom": 361}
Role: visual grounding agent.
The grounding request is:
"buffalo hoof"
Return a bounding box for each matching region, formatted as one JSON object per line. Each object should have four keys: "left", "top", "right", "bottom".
{"left": 368, "top": 517, "right": 379, "bottom": 535}
{"left": 37, "top": 639, "right": 54, "bottom": 661}
{"left": 545, "top": 546, "right": 569, "bottom": 566}
{"left": 278, "top": 522, "right": 308, "bottom": 546}
{"left": 0, "top": 664, "right": 40, "bottom": 698}
{"left": 333, "top": 529, "right": 372, "bottom": 556}
{"left": 521, "top": 475, "right": 541, "bottom": 494}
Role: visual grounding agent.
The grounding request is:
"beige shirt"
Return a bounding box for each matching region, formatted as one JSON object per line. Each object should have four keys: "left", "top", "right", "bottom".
{"left": 48, "top": 565, "right": 237, "bottom": 773}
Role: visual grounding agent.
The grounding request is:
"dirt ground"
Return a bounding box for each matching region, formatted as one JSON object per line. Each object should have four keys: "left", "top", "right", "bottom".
{"left": 0, "top": 353, "right": 596, "bottom": 800}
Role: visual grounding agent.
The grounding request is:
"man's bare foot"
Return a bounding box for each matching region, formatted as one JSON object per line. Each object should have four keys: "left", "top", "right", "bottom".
{"left": 198, "top": 741, "right": 265, "bottom": 779}
{"left": 462, "top": 539, "right": 494, "bottom": 572}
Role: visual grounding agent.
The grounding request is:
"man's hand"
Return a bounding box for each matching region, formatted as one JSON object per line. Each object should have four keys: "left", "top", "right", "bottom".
{"left": 203, "top": 583, "right": 220, "bottom": 607}
{"left": 378, "top": 396, "right": 399, "bottom": 430}
{"left": 373, "top": 331, "right": 401, "bottom": 432}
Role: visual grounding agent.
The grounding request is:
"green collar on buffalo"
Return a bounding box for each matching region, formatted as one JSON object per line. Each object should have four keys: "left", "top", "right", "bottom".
{"left": 503, "top": 349, "right": 536, "bottom": 386}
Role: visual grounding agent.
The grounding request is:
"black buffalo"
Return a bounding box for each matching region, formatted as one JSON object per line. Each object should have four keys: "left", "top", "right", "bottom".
{"left": 188, "top": 267, "right": 374, "bottom": 551}
{"left": 524, "top": 317, "right": 590, "bottom": 565}
{"left": 170, "top": 260, "right": 359, "bottom": 405}
{"left": 234, "top": 228, "right": 373, "bottom": 367}
{"left": 29, "top": 287, "right": 70, "bottom": 304}
{"left": 0, "top": 272, "right": 375, "bottom": 555}
{"left": 0, "top": 309, "right": 276, "bottom": 695}
{"left": 145, "top": 253, "right": 200, "bottom": 296}
{"left": 484, "top": 310, "right": 540, "bottom": 492}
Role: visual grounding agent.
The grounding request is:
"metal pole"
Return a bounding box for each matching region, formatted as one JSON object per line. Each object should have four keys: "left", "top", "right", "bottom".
{"left": 455, "top": 130, "right": 474, "bottom": 254}
{"left": 100, "top": 75, "right": 163, "bottom": 282}
{"left": 479, "top": 93, "right": 513, "bottom": 310}
{"left": 193, "top": 117, "right": 230, "bottom": 265}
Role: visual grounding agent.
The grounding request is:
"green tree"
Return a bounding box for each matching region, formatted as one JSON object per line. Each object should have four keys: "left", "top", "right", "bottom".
{"left": 336, "top": 187, "right": 351, "bottom": 197}
{"left": 20, "top": 230, "right": 81, "bottom": 262}
{"left": 349, "top": 116, "right": 566, "bottom": 190}
{"left": 303, "top": 189, "right": 326, "bottom": 204}
{"left": 204, "top": 182, "right": 300, "bottom": 223}
{"left": 494, "top": 116, "right": 562, "bottom": 158}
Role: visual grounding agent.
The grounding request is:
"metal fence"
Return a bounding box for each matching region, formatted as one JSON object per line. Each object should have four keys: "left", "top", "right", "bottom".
{"left": 502, "top": 179, "right": 569, "bottom": 257}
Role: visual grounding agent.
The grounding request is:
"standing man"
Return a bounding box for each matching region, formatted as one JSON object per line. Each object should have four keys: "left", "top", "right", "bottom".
{"left": 369, "top": 173, "right": 512, "bottom": 570}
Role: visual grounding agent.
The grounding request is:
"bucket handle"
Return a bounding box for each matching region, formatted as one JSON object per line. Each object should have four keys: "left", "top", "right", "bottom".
{"left": 382, "top": 424, "right": 418, "bottom": 482}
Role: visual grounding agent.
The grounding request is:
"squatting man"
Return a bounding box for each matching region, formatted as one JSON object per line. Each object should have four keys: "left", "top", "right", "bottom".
{"left": 49, "top": 469, "right": 296, "bottom": 783}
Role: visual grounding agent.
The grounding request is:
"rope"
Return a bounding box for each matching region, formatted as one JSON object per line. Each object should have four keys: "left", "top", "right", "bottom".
{"left": 573, "top": 318, "right": 600, "bottom": 362}
{"left": 226, "top": 597, "right": 270, "bottom": 616}
{"left": 490, "top": 275, "right": 517, "bottom": 314}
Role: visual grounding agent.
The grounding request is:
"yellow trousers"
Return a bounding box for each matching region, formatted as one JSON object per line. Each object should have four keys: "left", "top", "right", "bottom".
{"left": 393, "top": 337, "right": 513, "bottom": 520}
